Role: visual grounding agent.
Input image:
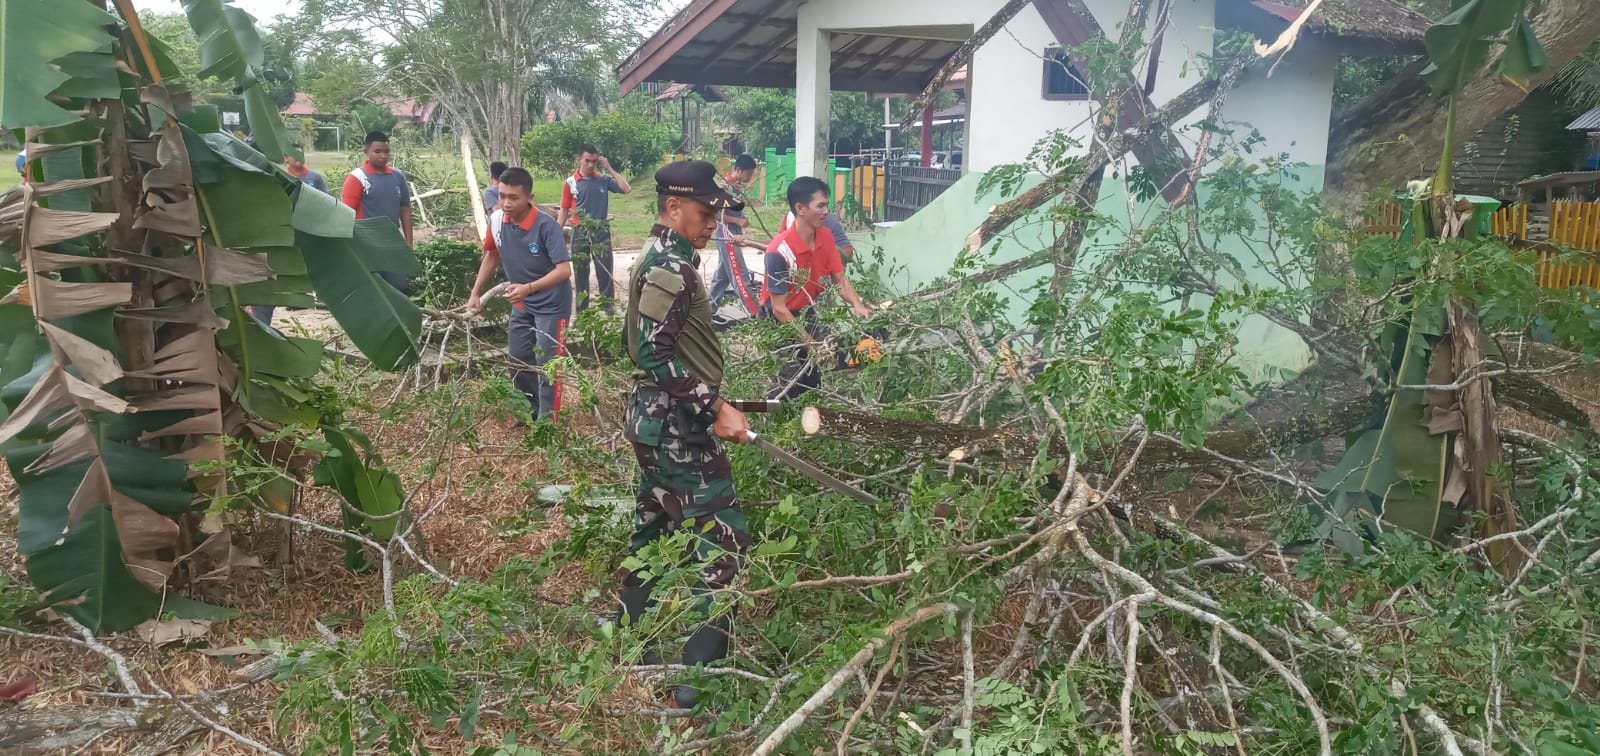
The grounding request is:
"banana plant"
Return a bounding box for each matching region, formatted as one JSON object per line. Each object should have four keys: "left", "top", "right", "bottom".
{"left": 0, "top": 0, "right": 422, "bottom": 631}
{"left": 1321, "top": 0, "right": 1545, "bottom": 574}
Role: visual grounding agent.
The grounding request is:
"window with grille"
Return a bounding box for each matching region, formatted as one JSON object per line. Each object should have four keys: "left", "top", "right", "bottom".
{"left": 1043, "top": 47, "right": 1090, "bottom": 100}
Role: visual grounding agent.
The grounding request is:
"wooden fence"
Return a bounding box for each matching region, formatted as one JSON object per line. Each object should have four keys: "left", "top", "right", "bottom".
{"left": 1364, "top": 200, "right": 1404, "bottom": 239}
{"left": 1491, "top": 203, "right": 1527, "bottom": 240}
{"left": 1365, "top": 199, "right": 1600, "bottom": 290}
{"left": 1541, "top": 200, "right": 1600, "bottom": 288}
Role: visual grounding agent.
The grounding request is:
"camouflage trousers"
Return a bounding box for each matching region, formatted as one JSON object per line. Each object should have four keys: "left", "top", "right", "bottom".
{"left": 621, "top": 386, "right": 750, "bottom": 603}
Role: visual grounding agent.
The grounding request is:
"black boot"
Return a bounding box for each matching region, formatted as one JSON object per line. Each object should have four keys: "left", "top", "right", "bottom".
{"left": 674, "top": 614, "right": 732, "bottom": 710}
{"left": 617, "top": 584, "right": 662, "bottom": 666}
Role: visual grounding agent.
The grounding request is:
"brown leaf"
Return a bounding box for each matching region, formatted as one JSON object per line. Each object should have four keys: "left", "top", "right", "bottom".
{"left": 26, "top": 177, "right": 114, "bottom": 198}
{"left": 113, "top": 245, "right": 275, "bottom": 287}
{"left": 132, "top": 196, "right": 201, "bottom": 236}
{"left": 32, "top": 278, "right": 133, "bottom": 320}
{"left": 116, "top": 298, "right": 228, "bottom": 330}
{"left": 63, "top": 371, "right": 130, "bottom": 414}
{"left": 23, "top": 207, "right": 120, "bottom": 246}
{"left": 134, "top": 618, "right": 211, "bottom": 647}
{"left": 23, "top": 140, "right": 100, "bottom": 157}
{"left": 39, "top": 321, "right": 124, "bottom": 386}
{"left": 130, "top": 328, "right": 219, "bottom": 384}
{"left": 1425, "top": 409, "right": 1464, "bottom": 435}
{"left": 112, "top": 490, "right": 179, "bottom": 590}
{"left": 0, "top": 279, "right": 31, "bottom": 307}
{"left": 0, "top": 366, "right": 71, "bottom": 444}
{"left": 66, "top": 458, "right": 113, "bottom": 528}
{"left": 142, "top": 125, "right": 194, "bottom": 195}
{"left": 170, "top": 437, "right": 225, "bottom": 468}
{"left": 139, "top": 409, "right": 223, "bottom": 440}
{"left": 26, "top": 248, "right": 108, "bottom": 273}
{"left": 23, "top": 421, "right": 95, "bottom": 475}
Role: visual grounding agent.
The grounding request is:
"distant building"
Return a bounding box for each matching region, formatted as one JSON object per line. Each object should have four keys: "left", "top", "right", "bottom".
{"left": 280, "top": 92, "right": 442, "bottom": 126}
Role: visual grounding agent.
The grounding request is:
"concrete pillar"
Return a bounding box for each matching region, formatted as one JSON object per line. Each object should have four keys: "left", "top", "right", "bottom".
{"left": 795, "top": 22, "right": 832, "bottom": 179}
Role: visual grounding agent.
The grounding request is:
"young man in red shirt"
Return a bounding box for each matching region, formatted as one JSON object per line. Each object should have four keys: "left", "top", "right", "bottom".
{"left": 762, "top": 176, "right": 872, "bottom": 399}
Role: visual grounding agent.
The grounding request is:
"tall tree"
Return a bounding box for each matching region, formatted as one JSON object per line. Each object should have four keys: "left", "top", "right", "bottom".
{"left": 296, "top": 0, "right": 652, "bottom": 161}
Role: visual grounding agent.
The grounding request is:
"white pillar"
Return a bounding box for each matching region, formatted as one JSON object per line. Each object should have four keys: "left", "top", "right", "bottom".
{"left": 795, "top": 21, "right": 832, "bottom": 180}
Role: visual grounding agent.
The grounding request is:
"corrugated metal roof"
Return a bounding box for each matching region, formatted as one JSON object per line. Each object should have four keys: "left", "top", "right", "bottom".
{"left": 619, "top": 0, "right": 1431, "bottom": 93}
{"left": 1252, "top": 0, "right": 1429, "bottom": 43}
{"left": 1567, "top": 105, "right": 1600, "bottom": 131}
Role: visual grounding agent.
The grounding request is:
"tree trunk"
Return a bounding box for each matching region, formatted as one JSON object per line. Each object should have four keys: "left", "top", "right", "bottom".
{"left": 801, "top": 394, "right": 1384, "bottom": 468}
{"left": 1326, "top": 0, "right": 1599, "bottom": 196}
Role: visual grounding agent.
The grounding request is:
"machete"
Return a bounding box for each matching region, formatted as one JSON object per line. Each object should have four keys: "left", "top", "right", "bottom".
{"left": 745, "top": 431, "right": 881, "bottom": 506}
{"left": 724, "top": 399, "right": 781, "bottom": 413}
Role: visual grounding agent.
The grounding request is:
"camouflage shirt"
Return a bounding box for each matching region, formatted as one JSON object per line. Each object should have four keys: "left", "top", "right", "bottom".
{"left": 625, "top": 224, "right": 724, "bottom": 427}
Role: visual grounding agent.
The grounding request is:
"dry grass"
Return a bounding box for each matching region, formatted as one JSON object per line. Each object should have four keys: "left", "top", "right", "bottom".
{"left": 0, "top": 380, "right": 625, "bottom": 754}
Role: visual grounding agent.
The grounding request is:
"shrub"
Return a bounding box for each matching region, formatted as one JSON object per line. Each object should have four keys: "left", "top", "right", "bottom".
{"left": 411, "top": 238, "right": 481, "bottom": 309}
{"left": 521, "top": 103, "right": 675, "bottom": 177}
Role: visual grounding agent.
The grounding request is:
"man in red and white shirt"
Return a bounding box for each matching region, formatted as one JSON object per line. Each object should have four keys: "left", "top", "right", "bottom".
{"left": 763, "top": 176, "right": 872, "bottom": 399}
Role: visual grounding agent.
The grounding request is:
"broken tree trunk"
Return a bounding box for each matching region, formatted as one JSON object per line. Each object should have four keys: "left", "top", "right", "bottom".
{"left": 1326, "top": 0, "right": 1599, "bottom": 196}
{"left": 801, "top": 394, "right": 1384, "bottom": 468}
{"left": 899, "top": 0, "right": 1033, "bottom": 131}
{"left": 958, "top": 76, "right": 1222, "bottom": 259}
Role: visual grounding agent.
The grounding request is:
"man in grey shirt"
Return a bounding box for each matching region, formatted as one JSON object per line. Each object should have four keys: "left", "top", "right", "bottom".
{"left": 340, "top": 130, "right": 413, "bottom": 292}
{"left": 557, "top": 144, "right": 631, "bottom": 314}
{"left": 466, "top": 168, "right": 573, "bottom": 420}
{"left": 483, "top": 160, "right": 507, "bottom": 212}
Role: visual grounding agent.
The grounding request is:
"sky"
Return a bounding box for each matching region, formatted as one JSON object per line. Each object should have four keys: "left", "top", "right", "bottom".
{"left": 141, "top": 0, "right": 303, "bottom": 24}
{"left": 139, "top": 0, "right": 678, "bottom": 32}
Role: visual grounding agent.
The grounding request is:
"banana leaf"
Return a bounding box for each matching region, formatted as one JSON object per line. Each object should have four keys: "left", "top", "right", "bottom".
{"left": 297, "top": 222, "right": 423, "bottom": 371}
{"left": 315, "top": 425, "right": 406, "bottom": 543}
{"left": 1420, "top": 0, "right": 1547, "bottom": 95}
{"left": 0, "top": 0, "right": 117, "bottom": 128}
{"left": 1317, "top": 302, "right": 1454, "bottom": 548}
{"left": 24, "top": 506, "right": 163, "bottom": 632}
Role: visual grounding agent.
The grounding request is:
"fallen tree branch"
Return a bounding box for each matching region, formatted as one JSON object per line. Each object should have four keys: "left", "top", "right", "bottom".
{"left": 960, "top": 76, "right": 1223, "bottom": 257}
{"left": 898, "top": 0, "right": 1032, "bottom": 130}
{"left": 750, "top": 603, "right": 960, "bottom": 756}
{"left": 800, "top": 392, "right": 1381, "bottom": 467}
{"left": 1070, "top": 528, "right": 1334, "bottom": 756}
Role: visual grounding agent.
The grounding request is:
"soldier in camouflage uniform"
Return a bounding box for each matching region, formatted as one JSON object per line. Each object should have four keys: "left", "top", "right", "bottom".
{"left": 619, "top": 160, "right": 751, "bottom": 710}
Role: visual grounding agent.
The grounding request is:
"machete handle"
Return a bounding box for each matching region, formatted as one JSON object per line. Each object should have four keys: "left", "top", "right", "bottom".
{"left": 726, "top": 399, "right": 781, "bottom": 413}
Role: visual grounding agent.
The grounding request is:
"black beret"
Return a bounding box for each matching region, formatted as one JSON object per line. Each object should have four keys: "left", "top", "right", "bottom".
{"left": 655, "top": 159, "right": 744, "bottom": 211}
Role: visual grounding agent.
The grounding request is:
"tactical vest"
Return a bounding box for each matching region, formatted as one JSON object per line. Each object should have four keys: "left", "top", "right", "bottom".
{"left": 626, "top": 233, "right": 723, "bottom": 391}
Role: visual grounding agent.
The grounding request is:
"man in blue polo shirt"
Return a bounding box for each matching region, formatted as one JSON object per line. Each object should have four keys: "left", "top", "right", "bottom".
{"left": 467, "top": 167, "right": 573, "bottom": 420}
{"left": 284, "top": 146, "right": 328, "bottom": 193}
{"left": 557, "top": 145, "right": 631, "bottom": 315}
{"left": 341, "top": 131, "right": 413, "bottom": 293}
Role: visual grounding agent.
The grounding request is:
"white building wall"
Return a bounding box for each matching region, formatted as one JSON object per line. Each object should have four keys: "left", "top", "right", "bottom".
{"left": 1217, "top": 39, "right": 1340, "bottom": 166}
{"left": 795, "top": 0, "right": 1254, "bottom": 175}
